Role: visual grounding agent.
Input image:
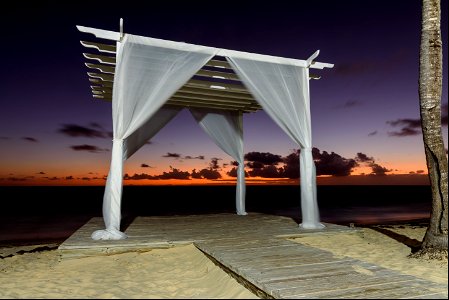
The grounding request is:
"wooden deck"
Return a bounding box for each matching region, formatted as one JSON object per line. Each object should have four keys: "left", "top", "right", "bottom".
{"left": 59, "top": 213, "right": 448, "bottom": 299}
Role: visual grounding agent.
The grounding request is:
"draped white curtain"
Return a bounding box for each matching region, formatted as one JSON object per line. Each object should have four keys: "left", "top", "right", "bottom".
{"left": 92, "top": 34, "right": 218, "bottom": 240}
{"left": 226, "top": 57, "right": 324, "bottom": 229}
{"left": 190, "top": 109, "right": 246, "bottom": 215}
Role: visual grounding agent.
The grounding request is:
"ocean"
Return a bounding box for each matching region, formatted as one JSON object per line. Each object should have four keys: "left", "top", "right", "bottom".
{"left": 0, "top": 185, "right": 432, "bottom": 245}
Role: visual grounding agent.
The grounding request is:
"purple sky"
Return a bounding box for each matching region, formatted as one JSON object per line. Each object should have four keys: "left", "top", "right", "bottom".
{"left": 0, "top": 0, "right": 447, "bottom": 185}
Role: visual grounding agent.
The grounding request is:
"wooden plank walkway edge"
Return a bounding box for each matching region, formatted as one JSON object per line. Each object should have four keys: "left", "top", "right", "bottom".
{"left": 197, "top": 247, "right": 274, "bottom": 299}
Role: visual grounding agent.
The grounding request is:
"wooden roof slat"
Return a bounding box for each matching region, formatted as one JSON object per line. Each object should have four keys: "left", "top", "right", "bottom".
{"left": 196, "top": 69, "right": 239, "bottom": 81}
{"left": 89, "top": 78, "right": 114, "bottom": 87}
{"left": 83, "top": 53, "right": 116, "bottom": 65}
{"left": 80, "top": 40, "right": 117, "bottom": 53}
{"left": 87, "top": 72, "right": 114, "bottom": 82}
{"left": 85, "top": 63, "right": 115, "bottom": 74}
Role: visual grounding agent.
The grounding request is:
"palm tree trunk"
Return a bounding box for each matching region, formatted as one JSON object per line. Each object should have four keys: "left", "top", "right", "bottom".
{"left": 414, "top": 0, "right": 448, "bottom": 258}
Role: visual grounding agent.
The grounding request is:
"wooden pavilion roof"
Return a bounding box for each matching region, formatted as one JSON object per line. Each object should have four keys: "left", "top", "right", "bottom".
{"left": 77, "top": 21, "right": 333, "bottom": 113}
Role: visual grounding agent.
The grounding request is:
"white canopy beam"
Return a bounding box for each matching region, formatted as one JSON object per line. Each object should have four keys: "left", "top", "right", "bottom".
{"left": 76, "top": 25, "right": 334, "bottom": 70}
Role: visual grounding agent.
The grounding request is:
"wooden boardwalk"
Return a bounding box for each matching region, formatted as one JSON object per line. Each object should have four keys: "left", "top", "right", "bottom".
{"left": 59, "top": 213, "right": 448, "bottom": 299}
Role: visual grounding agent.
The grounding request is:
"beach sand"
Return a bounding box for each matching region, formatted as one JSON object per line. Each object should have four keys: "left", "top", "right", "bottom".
{"left": 1, "top": 224, "right": 447, "bottom": 298}
{"left": 292, "top": 224, "right": 448, "bottom": 285}
{"left": 0, "top": 244, "right": 257, "bottom": 299}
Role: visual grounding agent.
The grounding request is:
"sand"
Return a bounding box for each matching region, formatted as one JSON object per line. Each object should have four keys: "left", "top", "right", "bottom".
{"left": 0, "top": 244, "right": 258, "bottom": 299}
{"left": 1, "top": 224, "right": 447, "bottom": 298}
{"left": 292, "top": 224, "right": 448, "bottom": 285}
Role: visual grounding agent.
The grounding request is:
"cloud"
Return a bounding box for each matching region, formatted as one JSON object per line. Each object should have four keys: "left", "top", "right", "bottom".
{"left": 6, "top": 177, "right": 27, "bottom": 181}
{"left": 368, "top": 131, "right": 378, "bottom": 136}
{"left": 141, "top": 163, "right": 152, "bottom": 168}
{"left": 355, "top": 152, "right": 391, "bottom": 176}
{"left": 0, "top": 136, "right": 10, "bottom": 140}
{"left": 22, "top": 137, "right": 38, "bottom": 142}
{"left": 416, "top": 170, "right": 425, "bottom": 174}
{"left": 248, "top": 165, "right": 284, "bottom": 178}
{"left": 58, "top": 124, "right": 106, "bottom": 138}
{"left": 226, "top": 167, "right": 249, "bottom": 178}
{"left": 313, "top": 148, "right": 359, "bottom": 177}
{"left": 370, "top": 163, "right": 391, "bottom": 176}
{"left": 124, "top": 173, "right": 156, "bottom": 180}
{"left": 191, "top": 158, "right": 223, "bottom": 180}
{"left": 209, "top": 158, "right": 221, "bottom": 170}
{"left": 387, "top": 118, "right": 421, "bottom": 137}
{"left": 355, "top": 152, "right": 374, "bottom": 163}
{"left": 81, "top": 177, "right": 90, "bottom": 181}
{"left": 387, "top": 105, "right": 447, "bottom": 136}
{"left": 162, "top": 152, "right": 181, "bottom": 158}
{"left": 65, "top": 176, "right": 74, "bottom": 180}
{"left": 37, "top": 171, "right": 46, "bottom": 175}
{"left": 333, "top": 100, "right": 362, "bottom": 109}
{"left": 197, "top": 168, "right": 221, "bottom": 180}
{"left": 184, "top": 155, "right": 205, "bottom": 160}
{"left": 157, "top": 167, "right": 190, "bottom": 180}
{"left": 48, "top": 177, "right": 59, "bottom": 180}
{"left": 70, "top": 144, "right": 109, "bottom": 153}
{"left": 244, "top": 152, "right": 283, "bottom": 166}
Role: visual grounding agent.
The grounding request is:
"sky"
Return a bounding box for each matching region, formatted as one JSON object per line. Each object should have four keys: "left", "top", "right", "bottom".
{"left": 0, "top": 0, "right": 447, "bottom": 186}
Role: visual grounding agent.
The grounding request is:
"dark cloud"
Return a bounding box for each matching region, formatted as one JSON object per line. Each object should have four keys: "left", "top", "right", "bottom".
{"left": 124, "top": 173, "right": 155, "bottom": 180}
{"left": 416, "top": 170, "right": 425, "bottom": 174}
{"left": 22, "top": 137, "right": 38, "bottom": 142}
{"left": 313, "top": 148, "right": 358, "bottom": 177}
{"left": 387, "top": 104, "right": 447, "bottom": 137}
{"left": 191, "top": 169, "right": 202, "bottom": 179}
{"left": 162, "top": 152, "right": 181, "bottom": 158}
{"left": 248, "top": 165, "right": 284, "bottom": 178}
{"left": 370, "top": 163, "right": 391, "bottom": 176}
{"left": 227, "top": 167, "right": 249, "bottom": 178}
{"left": 230, "top": 161, "right": 239, "bottom": 166}
{"left": 197, "top": 168, "right": 221, "bottom": 180}
{"left": 141, "top": 163, "right": 152, "bottom": 168}
{"left": 65, "top": 176, "right": 74, "bottom": 180}
{"left": 333, "top": 100, "right": 362, "bottom": 109}
{"left": 157, "top": 167, "right": 190, "bottom": 180}
{"left": 368, "top": 131, "right": 378, "bottom": 136}
{"left": 191, "top": 158, "right": 223, "bottom": 179}
{"left": 209, "top": 158, "right": 221, "bottom": 170}
{"left": 88, "top": 122, "right": 103, "bottom": 129}
{"left": 355, "top": 152, "right": 391, "bottom": 176}
{"left": 184, "top": 155, "right": 205, "bottom": 160}
{"left": 355, "top": 152, "right": 374, "bottom": 163}
{"left": 58, "top": 124, "right": 106, "bottom": 138}
{"left": 387, "top": 118, "right": 421, "bottom": 136}
{"left": 81, "top": 177, "right": 91, "bottom": 181}
{"left": 48, "top": 177, "right": 59, "bottom": 180}
{"left": 37, "top": 171, "right": 46, "bottom": 175}
{"left": 70, "top": 144, "right": 108, "bottom": 153}
{"left": 244, "top": 152, "right": 283, "bottom": 166}
{"left": 6, "top": 177, "right": 27, "bottom": 181}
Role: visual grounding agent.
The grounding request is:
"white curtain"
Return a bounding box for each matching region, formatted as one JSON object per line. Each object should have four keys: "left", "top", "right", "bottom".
{"left": 226, "top": 57, "right": 324, "bottom": 229}
{"left": 92, "top": 34, "right": 218, "bottom": 240}
{"left": 190, "top": 109, "right": 246, "bottom": 215}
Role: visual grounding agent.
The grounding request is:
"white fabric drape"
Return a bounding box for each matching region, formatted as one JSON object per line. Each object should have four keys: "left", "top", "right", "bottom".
{"left": 190, "top": 109, "right": 246, "bottom": 215}
{"left": 226, "top": 57, "right": 324, "bottom": 229}
{"left": 92, "top": 34, "right": 218, "bottom": 240}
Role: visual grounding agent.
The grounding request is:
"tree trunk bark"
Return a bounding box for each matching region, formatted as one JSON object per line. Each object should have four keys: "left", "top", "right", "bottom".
{"left": 414, "top": 0, "right": 448, "bottom": 258}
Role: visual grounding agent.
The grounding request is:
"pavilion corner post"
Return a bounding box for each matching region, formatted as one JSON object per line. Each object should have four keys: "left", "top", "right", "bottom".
{"left": 236, "top": 111, "right": 247, "bottom": 215}
{"left": 298, "top": 66, "right": 324, "bottom": 230}
{"left": 91, "top": 139, "right": 128, "bottom": 240}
